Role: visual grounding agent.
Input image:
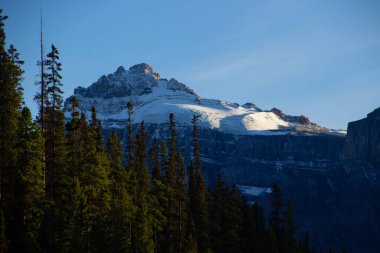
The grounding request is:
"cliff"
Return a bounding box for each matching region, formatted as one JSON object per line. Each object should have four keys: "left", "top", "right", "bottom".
{"left": 344, "top": 107, "right": 380, "bottom": 169}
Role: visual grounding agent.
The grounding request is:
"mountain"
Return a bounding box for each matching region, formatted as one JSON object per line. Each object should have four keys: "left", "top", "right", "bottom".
{"left": 64, "top": 63, "right": 343, "bottom": 136}
{"left": 344, "top": 107, "right": 380, "bottom": 169}
{"left": 64, "top": 63, "right": 379, "bottom": 253}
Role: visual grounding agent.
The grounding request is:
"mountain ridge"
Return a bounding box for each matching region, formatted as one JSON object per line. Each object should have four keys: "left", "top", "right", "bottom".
{"left": 64, "top": 63, "right": 345, "bottom": 136}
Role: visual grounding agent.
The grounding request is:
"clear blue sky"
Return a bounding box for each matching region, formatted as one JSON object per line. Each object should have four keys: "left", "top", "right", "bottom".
{"left": 2, "top": 0, "right": 380, "bottom": 129}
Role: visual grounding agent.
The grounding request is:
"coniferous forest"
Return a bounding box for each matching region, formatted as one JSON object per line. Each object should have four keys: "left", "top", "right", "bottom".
{"left": 0, "top": 9, "right": 339, "bottom": 253}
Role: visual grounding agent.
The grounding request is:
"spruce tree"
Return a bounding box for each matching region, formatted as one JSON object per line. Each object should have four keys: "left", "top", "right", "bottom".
{"left": 7, "top": 44, "right": 24, "bottom": 94}
{"left": 149, "top": 138, "right": 167, "bottom": 252}
{"left": 61, "top": 112, "right": 91, "bottom": 252}
{"left": 14, "top": 107, "right": 45, "bottom": 252}
{"left": 209, "top": 177, "right": 243, "bottom": 253}
{"left": 63, "top": 98, "right": 87, "bottom": 252}
{"left": 223, "top": 185, "right": 243, "bottom": 253}
{"left": 163, "top": 114, "right": 178, "bottom": 253}
{"left": 123, "top": 103, "right": 138, "bottom": 250}
{"left": 208, "top": 174, "right": 223, "bottom": 252}
{"left": 0, "top": 11, "right": 24, "bottom": 252}
{"left": 65, "top": 96, "right": 81, "bottom": 178}
{"left": 107, "top": 131, "right": 133, "bottom": 252}
{"left": 160, "top": 141, "right": 168, "bottom": 174}
{"left": 175, "top": 152, "right": 190, "bottom": 253}
{"left": 150, "top": 138, "right": 161, "bottom": 181}
{"left": 247, "top": 203, "right": 266, "bottom": 253}
{"left": 64, "top": 177, "right": 87, "bottom": 253}
{"left": 79, "top": 108, "right": 111, "bottom": 252}
{"left": 34, "top": 11, "right": 46, "bottom": 132}
{"left": 283, "top": 201, "right": 298, "bottom": 253}
{"left": 268, "top": 182, "right": 283, "bottom": 253}
{"left": 186, "top": 161, "right": 197, "bottom": 251}
{"left": 133, "top": 121, "right": 154, "bottom": 253}
{"left": 270, "top": 183, "right": 283, "bottom": 232}
{"left": 161, "top": 114, "right": 194, "bottom": 253}
{"left": 190, "top": 114, "right": 210, "bottom": 253}
{"left": 41, "top": 44, "right": 69, "bottom": 252}
{"left": 90, "top": 106, "right": 104, "bottom": 151}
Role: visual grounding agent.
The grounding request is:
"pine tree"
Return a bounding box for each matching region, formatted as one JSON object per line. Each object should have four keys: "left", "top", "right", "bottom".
{"left": 107, "top": 131, "right": 133, "bottom": 252}
{"left": 208, "top": 174, "right": 223, "bottom": 252}
{"left": 121, "top": 103, "right": 138, "bottom": 251}
{"left": 223, "top": 185, "right": 243, "bottom": 253}
{"left": 270, "top": 183, "right": 283, "bottom": 232}
{"left": 187, "top": 161, "right": 197, "bottom": 249}
{"left": 209, "top": 177, "right": 243, "bottom": 253}
{"left": 90, "top": 106, "right": 104, "bottom": 152}
{"left": 175, "top": 152, "right": 190, "bottom": 253}
{"left": 163, "top": 113, "right": 178, "bottom": 253}
{"left": 160, "top": 141, "right": 168, "bottom": 174}
{"left": 34, "top": 11, "right": 46, "bottom": 132}
{"left": 0, "top": 11, "right": 24, "bottom": 252}
{"left": 268, "top": 182, "right": 283, "bottom": 253}
{"left": 61, "top": 112, "right": 90, "bottom": 252}
{"left": 14, "top": 107, "right": 45, "bottom": 252}
{"left": 250, "top": 203, "right": 266, "bottom": 252}
{"left": 190, "top": 114, "right": 210, "bottom": 253}
{"left": 64, "top": 178, "right": 87, "bottom": 253}
{"left": 78, "top": 108, "right": 111, "bottom": 252}
{"left": 149, "top": 138, "right": 167, "bottom": 253}
{"left": 65, "top": 96, "right": 81, "bottom": 178}
{"left": 283, "top": 201, "right": 299, "bottom": 253}
{"left": 133, "top": 121, "right": 154, "bottom": 253}
{"left": 7, "top": 44, "right": 24, "bottom": 94}
{"left": 44, "top": 45, "right": 63, "bottom": 114}
{"left": 41, "top": 44, "right": 69, "bottom": 252}
{"left": 63, "top": 98, "right": 87, "bottom": 252}
{"left": 150, "top": 138, "right": 161, "bottom": 181}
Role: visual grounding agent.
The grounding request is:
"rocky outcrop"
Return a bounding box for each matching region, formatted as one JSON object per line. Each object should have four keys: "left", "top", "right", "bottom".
{"left": 343, "top": 107, "right": 380, "bottom": 169}
{"left": 271, "top": 107, "right": 312, "bottom": 125}
{"left": 80, "top": 63, "right": 160, "bottom": 99}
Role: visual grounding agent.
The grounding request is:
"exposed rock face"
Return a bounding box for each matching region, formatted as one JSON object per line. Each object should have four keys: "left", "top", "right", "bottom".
{"left": 77, "top": 63, "right": 159, "bottom": 99}
{"left": 344, "top": 107, "right": 380, "bottom": 169}
{"left": 271, "top": 107, "right": 311, "bottom": 125}
{"left": 129, "top": 63, "right": 154, "bottom": 74}
{"left": 242, "top": 102, "right": 262, "bottom": 111}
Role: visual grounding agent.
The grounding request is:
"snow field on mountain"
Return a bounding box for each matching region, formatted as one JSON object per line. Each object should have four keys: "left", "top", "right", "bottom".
{"left": 64, "top": 63, "right": 344, "bottom": 136}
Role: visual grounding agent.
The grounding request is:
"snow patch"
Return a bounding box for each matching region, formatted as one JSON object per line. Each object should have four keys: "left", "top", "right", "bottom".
{"left": 236, "top": 185, "right": 272, "bottom": 196}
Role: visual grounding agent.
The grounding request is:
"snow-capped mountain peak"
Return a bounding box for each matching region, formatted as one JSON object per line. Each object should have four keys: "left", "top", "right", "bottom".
{"left": 64, "top": 64, "right": 342, "bottom": 136}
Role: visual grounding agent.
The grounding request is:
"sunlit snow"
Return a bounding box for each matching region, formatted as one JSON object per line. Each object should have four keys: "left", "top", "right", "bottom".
{"left": 64, "top": 63, "right": 345, "bottom": 136}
